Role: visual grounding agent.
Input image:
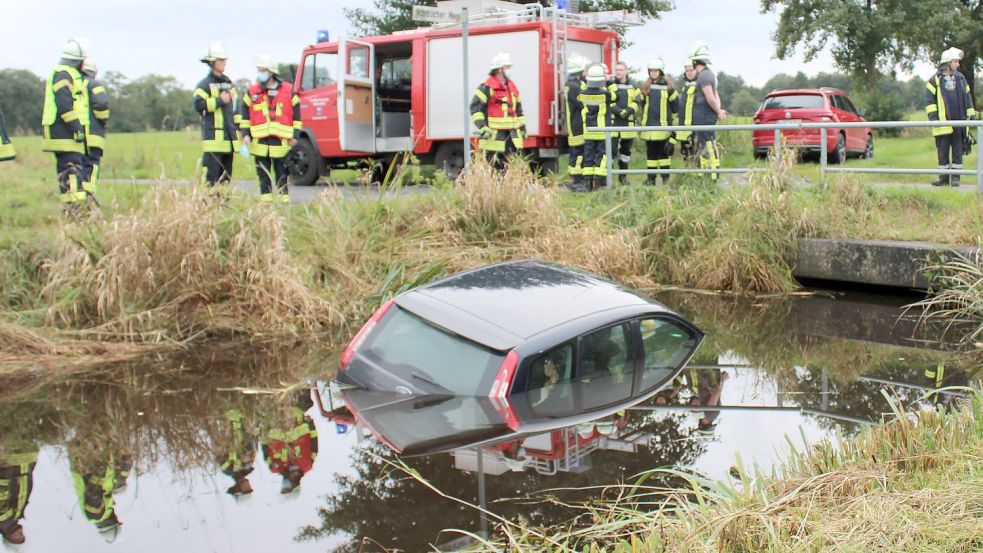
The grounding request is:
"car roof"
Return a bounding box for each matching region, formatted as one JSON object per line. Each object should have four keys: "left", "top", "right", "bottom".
{"left": 766, "top": 88, "right": 845, "bottom": 97}
{"left": 394, "top": 260, "right": 667, "bottom": 351}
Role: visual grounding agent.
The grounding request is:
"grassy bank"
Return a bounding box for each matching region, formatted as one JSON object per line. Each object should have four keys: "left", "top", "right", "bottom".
{"left": 464, "top": 392, "right": 983, "bottom": 552}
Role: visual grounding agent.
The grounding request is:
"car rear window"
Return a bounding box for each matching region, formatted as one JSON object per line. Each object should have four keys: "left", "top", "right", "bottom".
{"left": 763, "top": 94, "right": 825, "bottom": 110}
{"left": 361, "top": 306, "right": 504, "bottom": 396}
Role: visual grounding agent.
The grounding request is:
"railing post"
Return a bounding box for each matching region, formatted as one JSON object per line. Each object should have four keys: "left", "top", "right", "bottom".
{"left": 773, "top": 127, "right": 782, "bottom": 170}
{"left": 605, "top": 131, "right": 613, "bottom": 188}
{"left": 820, "top": 127, "right": 827, "bottom": 183}
{"left": 977, "top": 122, "right": 982, "bottom": 196}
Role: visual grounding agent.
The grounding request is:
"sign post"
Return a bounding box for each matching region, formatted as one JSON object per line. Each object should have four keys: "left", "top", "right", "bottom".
{"left": 412, "top": 4, "right": 470, "bottom": 169}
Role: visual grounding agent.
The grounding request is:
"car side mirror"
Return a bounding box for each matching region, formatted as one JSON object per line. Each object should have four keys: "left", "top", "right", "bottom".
{"left": 858, "top": 108, "right": 867, "bottom": 117}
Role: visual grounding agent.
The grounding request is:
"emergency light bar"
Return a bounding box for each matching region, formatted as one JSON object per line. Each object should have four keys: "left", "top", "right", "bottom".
{"left": 317, "top": 30, "right": 330, "bottom": 43}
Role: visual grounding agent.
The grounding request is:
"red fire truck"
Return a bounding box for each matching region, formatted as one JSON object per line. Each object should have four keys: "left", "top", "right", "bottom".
{"left": 287, "top": 4, "right": 637, "bottom": 185}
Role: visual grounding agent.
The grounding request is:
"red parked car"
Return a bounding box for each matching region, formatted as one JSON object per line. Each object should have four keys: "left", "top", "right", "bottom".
{"left": 753, "top": 88, "right": 874, "bottom": 163}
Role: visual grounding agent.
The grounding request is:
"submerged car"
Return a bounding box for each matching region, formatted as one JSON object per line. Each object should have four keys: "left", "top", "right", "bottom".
{"left": 337, "top": 260, "right": 704, "bottom": 399}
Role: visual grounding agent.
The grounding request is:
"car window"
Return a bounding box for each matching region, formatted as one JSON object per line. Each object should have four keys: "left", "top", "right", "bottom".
{"left": 300, "top": 52, "right": 338, "bottom": 90}
{"left": 639, "top": 318, "right": 698, "bottom": 391}
{"left": 762, "top": 94, "right": 824, "bottom": 110}
{"left": 361, "top": 306, "right": 504, "bottom": 395}
{"left": 348, "top": 46, "right": 369, "bottom": 79}
{"left": 578, "top": 323, "right": 635, "bottom": 410}
{"left": 526, "top": 341, "right": 575, "bottom": 391}
{"left": 831, "top": 95, "right": 845, "bottom": 111}
{"left": 841, "top": 96, "right": 859, "bottom": 115}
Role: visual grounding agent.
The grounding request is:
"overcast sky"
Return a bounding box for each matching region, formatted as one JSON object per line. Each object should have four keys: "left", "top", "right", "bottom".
{"left": 3, "top": 0, "right": 934, "bottom": 88}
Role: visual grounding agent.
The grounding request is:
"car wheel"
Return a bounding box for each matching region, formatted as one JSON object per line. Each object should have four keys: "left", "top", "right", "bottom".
{"left": 830, "top": 133, "right": 847, "bottom": 164}
{"left": 863, "top": 134, "right": 873, "bottom": 159}
{"left": 287, "top": 138, "right": 321, "bottom": 186}
{"left": 435, "top": 142, "right": 465, "bottom": 180}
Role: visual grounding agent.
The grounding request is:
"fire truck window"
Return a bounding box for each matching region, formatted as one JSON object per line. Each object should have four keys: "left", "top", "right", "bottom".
{"left": 301, "top": 53, "right": 337, "bottom": 90}
{"left": 348, "top": 48, "right": 369, "bottom": 79}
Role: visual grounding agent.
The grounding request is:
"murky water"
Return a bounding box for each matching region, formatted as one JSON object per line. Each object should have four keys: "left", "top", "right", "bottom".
{"left": 0, "top": 291, "right": 978, "bottom": 552}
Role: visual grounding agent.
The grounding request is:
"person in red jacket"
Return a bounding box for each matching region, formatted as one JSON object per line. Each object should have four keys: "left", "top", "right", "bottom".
{"left": 469, "top": 52, "right": 527, "bottom": 170}
{"left": 261, "top": 390, "right": 318, "bottom": 494}
{"left": 240, "top": 55, "right": 301, "bottom": 203}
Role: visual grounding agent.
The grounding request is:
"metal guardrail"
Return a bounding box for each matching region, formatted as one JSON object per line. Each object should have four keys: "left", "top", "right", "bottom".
{"left": 589, "top": 120, "right": 983, "bottom": 192}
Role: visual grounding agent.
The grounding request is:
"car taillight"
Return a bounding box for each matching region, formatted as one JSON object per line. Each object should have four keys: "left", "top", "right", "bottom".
{"left": 339, "top": 299, "right": 394, "bottom": 370}
{"left": 490, "top": 350, "right": 519, "bottom": 398}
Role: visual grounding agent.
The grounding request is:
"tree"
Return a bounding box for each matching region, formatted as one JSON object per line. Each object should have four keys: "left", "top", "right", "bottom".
{"left": 346, "top": 0, "right": 672, "bottom": 36}
{"left": 729, "top": 89, "right": 761, "bottom": 116}
{"left": 0, "top": 69, "right": 45, "bottom": 134}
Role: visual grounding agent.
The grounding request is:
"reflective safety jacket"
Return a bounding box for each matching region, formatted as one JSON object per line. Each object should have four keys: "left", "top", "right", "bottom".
{"left": 926, "top": 70, "right": 977, "bottom": 136}
{"left": 82, "top": 77, "right": 110, "bottom": 151}
{"left": 0, "top": 452, "right": 37, "bottom": 531}
{"left": 262, "top": 408, "right": 318, "bottom": 476}
{"left": 0, "top": 107, "right": 14, "bottom": 161}
{"left": 470, "top": 76, "right": 525, "bottom": 131}
{"left": 641, "top": 80, "right": 678, "bottom": 141}
{"left": 240, "top": 79, "right": 301, "bottom": 158}
{"left": 193, "top": 72, "right": 241, "bottom": 153}
{"left": 42, "top": 64, "right": 87, "bottom": 153}
{"left": 676, "top": 80, "right": 698, "bottom": 142}
{"left": 564, "top": 74, "right": 585, "bottom": 146}
{"left": 608, "top": 77, "right": 644, "bottom": 138}
{"left": 579, "top": 83, "right": 616, "bottom": 141}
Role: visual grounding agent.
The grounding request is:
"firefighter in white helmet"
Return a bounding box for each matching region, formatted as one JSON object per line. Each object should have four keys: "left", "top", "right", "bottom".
{"left": 80, "top": 58, "right": 110, "bottom": 201}
{"left": 470, "top": 52, "right": 527, "bottom": 170}
{"left": 564, "top": 54, "right": 589, "bottom": 190}
{"left": 640, "top": 56, "right": 678, "bottom": 185}
{"left": 578, "top": 64, "right": 617, "bottom": 191}
{"left": 240, "top": 54, "right": 301, "bottom": 204}
{"left": 41, "top": 38, "right": 91, "bottom": 212}
{"left": 608, "top": 60, "right": 644, "bottom": 185}
{"left": 927, "top": 47, "right": 976, "bottom": 186}
{"left": 193, "top": 42, "right": 240, "bottom": 187}
{"left": 689, "top": 41, "right": 727, "bottom": 182}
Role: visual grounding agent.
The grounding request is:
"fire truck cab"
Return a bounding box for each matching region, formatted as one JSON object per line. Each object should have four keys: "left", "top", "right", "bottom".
{"left": 288, "top": 4, "right": 637, "bottom": 185}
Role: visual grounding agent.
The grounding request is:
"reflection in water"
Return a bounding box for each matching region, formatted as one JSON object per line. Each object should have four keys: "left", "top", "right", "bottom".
{"left": 0, "top": 292, "right": 978, "bottom": 550}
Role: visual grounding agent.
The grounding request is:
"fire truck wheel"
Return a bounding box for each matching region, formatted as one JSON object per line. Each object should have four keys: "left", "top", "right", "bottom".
{"left": 434, "top": 142, "right": 465, "bottom": 180}
{"left": 287, "top": 138, "right": 321, "bottom": 186}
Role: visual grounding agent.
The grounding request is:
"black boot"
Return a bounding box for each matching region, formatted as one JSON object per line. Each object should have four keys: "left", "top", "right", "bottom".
{"left": 646, "top": 175, "right": 657, "bottom": 185}
{"left": 662, "top": 173, "right": 670, "bottom": 185}
{"left": 567, "top": 174, "right": 588, "bottom": 193}
{"left": 586, "top": 176, "right": 595, "bottom": 192}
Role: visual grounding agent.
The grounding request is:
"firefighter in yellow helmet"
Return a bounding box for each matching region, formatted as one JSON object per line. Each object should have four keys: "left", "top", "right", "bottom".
{"left": 470, "top": 52, "right": 527, "bottom": 170}
{"left": 193, "top": 42, "right": 240, "bottom": 187}
{"left": 0, "top": 107, "right": 14, "bottom": 162}
{"left": 927, "top": 47, "right": 977, "bottom": 187}
{"left": 578, "top": 64, "right": 617, "bottom": 191}
{"left": 240, "top": 54, "right": 301, "bottom": 204}
{"left": 689, "top": 41, "right": 727, "bottom": 182}
{"left": 41, "top": 38, "right": 90, "bottom": 211}
{"left": 564, "top": 55, "right": 589, "bottom": 191}
{"left": 81, "top": 58, "right": 109, "bottom": 201}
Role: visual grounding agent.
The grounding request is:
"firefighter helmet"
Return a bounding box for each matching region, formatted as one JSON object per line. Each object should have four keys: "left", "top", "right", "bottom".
{"left": 647, "top": 57, "right": 665, "bottom": 71}
{"left": 81, "top": 58, "right": 97, "bottom": 76}
{"left": 586, "top": 64, "right": 606, "bottom": 84}
{"left": 690, "top": 41, "right": 711, "bottom": 64}
{"left": 201, "top": 42, "right": 229, "bottom": 64}
{"left": 567, "top": 55, "right": 588, "bottom": 75}
{"left": 255, "top": 54, "right": 278, "bottom": 75}
{"left": 61, "top": 37, "right": 89, "bottom": 61}
{"left": 489, "top": 52, "right": 513, "bottom": 72}
{"left": 940, "top": 47, "right": 964, "bottom": 65}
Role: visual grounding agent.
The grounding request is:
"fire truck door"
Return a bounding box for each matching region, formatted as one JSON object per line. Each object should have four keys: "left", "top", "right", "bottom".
{"left": 338, "top": 38, "right": 376, "bottom": 153}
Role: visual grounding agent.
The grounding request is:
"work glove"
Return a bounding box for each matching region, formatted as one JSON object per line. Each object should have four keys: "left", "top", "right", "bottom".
{"left": 618, "top": 109, "right": 629, "bottom": 119}
{"left": 73, "top": 129, "right": 85, "bottom": 143}
{"left": 478, "top": 126, "right": 493, "bottom": 139}
{"left": 663, "top": 140, "right": 675, "bottom": 157}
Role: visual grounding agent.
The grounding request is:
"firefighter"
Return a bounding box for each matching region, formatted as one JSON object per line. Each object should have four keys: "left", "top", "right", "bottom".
{"left": 81, "top": 58, "right": 109, "bottom": 201}
{"left": 261, "top": 390, "right": 318, "bottom": 494}
{"left": 470, "top": 52, "right": 527, "bottom": 170}
{"left": 578, "top": 64, "right": 616, "bottom": 191}
{"left": 690, "top": 42, "right": 728, "bottom": 182}
{"left": 0, "top": 106, "right": 15, "bottom": 162}
{"left": 564, "top": 55, "right": 589, "bottom": 191}
{"left": 676, "top": 60, "right": 699, "bottom": 165}
{"left": 927, "top": 47, "right": 977, "bottom": 187}
{"left": 640, "top": 57, "right": 678, "bottom": 185}
{"left": 42, "top": 38, "right": 90, "bottom": 211}
{"left": 70, "top": 452, "right": 130, "bottom": 541}
{"left": 609, "top": 61, "right": 643, "bottom": 185}
{"left": 193, "top": 42, "right": 240, "bottom": 187}
{"left": 240, "top": 55, "right": 301, "bottom": 204}
{"left": 217, "top": 408, "right": 256, "bottom": 497}
{"left": 0, "top": 450, "right": 37, "bottom": 545}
